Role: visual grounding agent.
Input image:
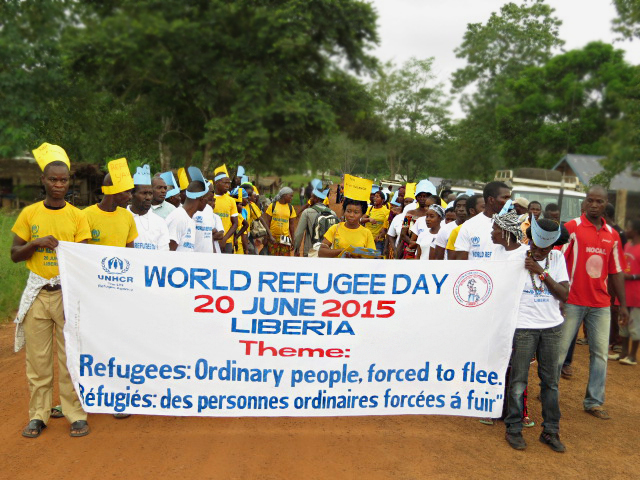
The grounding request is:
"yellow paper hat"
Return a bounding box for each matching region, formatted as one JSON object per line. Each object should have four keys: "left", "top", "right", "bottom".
{"left": 405, "top": 183, "right": 416, "bottom": 200}
{"left": 32, "top": 143, "right": 71, "bottom": 171}
{"left": 440, "top": 198, "right": 447, "bottom": 208}
{"left": 344, "top": 174, "right": 373, "bottom": 203}
{"left": 214, "top": 164, "right": 230, "bottom": 181}
{"left": 177, "top": 168, "right": 189, "bottom": 190}
{"left": 102, "top": 158, "right": 134, "bottom": 195}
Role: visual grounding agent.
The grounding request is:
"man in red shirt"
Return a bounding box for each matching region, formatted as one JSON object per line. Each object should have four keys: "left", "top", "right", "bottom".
{"left": 558, "top": 185, "right": 628, "bottom": 420}
{"left": 614, "top": 219, "right": 640, "bottom": 365}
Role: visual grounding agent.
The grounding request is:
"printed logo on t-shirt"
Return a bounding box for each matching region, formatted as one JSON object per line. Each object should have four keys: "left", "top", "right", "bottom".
{"left": 471, "top": 236, "right": 480, "bottom": 247}
{"left": 32, "top": 225, "right": 39, "bottom": 236}
{"left": 91, "top": 229, "right": 101, "bottom": 242}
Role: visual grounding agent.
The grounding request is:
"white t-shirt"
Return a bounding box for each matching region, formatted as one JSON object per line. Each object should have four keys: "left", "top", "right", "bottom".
{"left": 127, "top": 206, "right": 169, "bottom": 251}
{"left": 493, "top": 246, "right": 568, "bottom": 329}
{"left": 193, "top": 205, "right": 222, "bottom": 254}
{"left": 435, "top": 220, "right": 459, "bottom": 260}
{"left": 410, "top": 216, "right": 428, "bottom": 238}
{"left": 454, "top": 213, "right": 494, "bottom": 260}
{"left": 416, "top": 230, "right": 437, "bottom": 260}
{"left": 165, "top": 206, "right": 196, "bottom": 252}
{"left": 388, "top": 214, "right": 405, "bottom": 247}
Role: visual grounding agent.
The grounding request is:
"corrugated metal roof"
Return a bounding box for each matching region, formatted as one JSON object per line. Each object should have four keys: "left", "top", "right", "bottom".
{"left": 552, "top": 154, "right": 640, "bottom": 192}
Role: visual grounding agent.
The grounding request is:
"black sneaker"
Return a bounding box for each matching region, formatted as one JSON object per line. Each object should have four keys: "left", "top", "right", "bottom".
{"left": 539, "top": 432, "right": 566, "bottom": 453}
{"left": 505, "top": 432, "right": 526, "bottom": 450}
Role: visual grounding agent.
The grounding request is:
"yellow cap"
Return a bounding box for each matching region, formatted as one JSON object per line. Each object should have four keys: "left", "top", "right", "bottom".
{"left": 32, "top": 143, "right": 71, "bottom": 171}
{"left": 405, "top": 183, "right": 416, "bottom": 200}
{"left": 102, "top": 158, "right": 134, "bottom": 195}
{"left": 440, "top": 198, "right": 447, "bottom": 208}
{"left": 177, "top": 168, "right": 189, "bottom": 190}
{"left": 253, "top": 185, "right": 259, "bottom": 195}
{"left": 344, "top": 174, "right": 373, "bottom": 202}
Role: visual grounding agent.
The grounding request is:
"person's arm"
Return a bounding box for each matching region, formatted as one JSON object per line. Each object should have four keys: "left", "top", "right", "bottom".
{"left": 293, "top": 210, "right": 310, "bottom": 257}
{"left": 289, "top": 217, "right": 295, "bottom": 243}
{"left": 399, "top": 225, "right": 412, "bottom": 247}
{"left": 434, "top": 245, "right": 446, "bottom": 260}
{"left": 125, "top": 241, "right": 134, "bottom": 248}
{"left": 11, "top": 235, "right": 58, "bottom": 263}
{"left": 237, "top": 217, "right": 249, "bottom": 237}
{"left": 456, "top": 251, "right": 469, "bottom": 260}
{"left": 222, "top": 216, "right": 238, "bottom": 244}
{"left": 429, "top": 246, "right": 437, "bottom": 260}
{"left": 376, "top": 227, "right": 388, "bottom": 243}
{"left": 169, "top": 240, "right": 178, "bottom": 251}
{"left": 610, "top": 272, "right": 629, "bottom": 325}
{"left": 524, "top": 256, "right": 569, "bottom": 302}
{"left": 416, "top": 245, "right": 422, "bottom": 260}
{"left": 318, "top": 238, "right": 346, "bottom": 258}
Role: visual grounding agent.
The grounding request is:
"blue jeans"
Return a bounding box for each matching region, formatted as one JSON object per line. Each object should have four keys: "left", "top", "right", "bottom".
{"left": 557, "top": 304, "right": 610, "bottom": 410}
{"left": 505, "top": 326, "right": 562, "bottom": 434}
{"left": 375, "top": 240, "right": 385, "bottom": 257}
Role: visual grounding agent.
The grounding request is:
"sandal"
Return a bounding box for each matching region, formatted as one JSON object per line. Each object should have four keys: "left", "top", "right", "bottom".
{"left": 479, "top": 418, "right": 495, "bottom": 425}
{"left": 523, "top": 416, "right": 535, "bottom": 428}
{"left": 113, "top": 413, "right": 130, "bottom": 419}
{"left": 22, "top": 419, "right": 46, "bottom": 438}
{"left": 50, "top": 405, "right": 64, "bottom": 418}
{"left": 70, "top": 420, "right": 90, "bottom": 437}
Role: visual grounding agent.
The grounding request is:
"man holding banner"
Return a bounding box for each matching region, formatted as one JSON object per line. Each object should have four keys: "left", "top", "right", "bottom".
{"left": 11, "top": 143, "right": 91, "bottom": 438}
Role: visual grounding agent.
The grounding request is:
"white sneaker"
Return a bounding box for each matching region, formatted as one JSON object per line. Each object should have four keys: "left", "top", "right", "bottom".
{"left": 619, "top": 357, "right": 637, "bottom": 366}
{"left": 608, "top": 353, "right": 620, "bottom": 361}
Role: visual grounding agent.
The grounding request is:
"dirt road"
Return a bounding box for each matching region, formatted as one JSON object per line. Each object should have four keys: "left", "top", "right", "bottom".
{"left": 0, "top": 323, "right": 638, "bottom": 480}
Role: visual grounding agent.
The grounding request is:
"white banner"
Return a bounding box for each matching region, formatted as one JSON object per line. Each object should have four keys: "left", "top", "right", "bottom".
{"left": 57, "top": 241, "right": 526, "bottom": 418}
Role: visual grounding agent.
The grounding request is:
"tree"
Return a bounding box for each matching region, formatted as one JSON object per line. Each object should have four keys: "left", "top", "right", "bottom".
{"left": 64, "top": 0, "right": 380, "bottom": 173}
{"left": 450, "top": 0, "right": 564, "bottom": 178}
{"left": 496, "top": 42, "right": 637, "bottom": 168}
{"left": 370, "top": 57, "right": 451, "bottom": 181}
{"left": 613, "top": 0, "right": 640, "bottom": 40}
{"left": 0, "top": 0, "right": 68, "bottom": 157}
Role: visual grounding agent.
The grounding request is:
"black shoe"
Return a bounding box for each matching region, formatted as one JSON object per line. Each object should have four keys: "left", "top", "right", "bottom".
{"left": 505, "top": 432, "right": 526, "bottom": 450}
{"left": 539, "top": 432, "right": 565, "bottom": 453}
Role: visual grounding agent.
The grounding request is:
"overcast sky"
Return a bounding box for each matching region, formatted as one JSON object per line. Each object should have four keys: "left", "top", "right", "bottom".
{"left": 368, "top": 0, "right": 640, "bottom": 117}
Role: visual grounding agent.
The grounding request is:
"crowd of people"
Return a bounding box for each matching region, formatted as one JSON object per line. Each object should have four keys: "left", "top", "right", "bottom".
{"left": 10, "top": 143, "right": 640, "bottom": 454}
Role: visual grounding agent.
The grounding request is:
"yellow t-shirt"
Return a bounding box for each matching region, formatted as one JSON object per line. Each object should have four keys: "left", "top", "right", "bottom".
{"left": 84, "top": 204, "right": 138, "bottom": 247}
{"left": 446, "top": 224, "right": 462, "bottom": 251}
{"left": 214, "top": 193, "right": 239, "bottom": 244}
{"left": 324, "top": 223, "right": 375, "bottom": 250}
{"left": 243, "top": 202, "right": 262, "bottom": 235}
{"left": 12, "top": 201, "right": 91, "bottom": 279}
{"left": 266, "top": 201, "right": 297, "bottom": 238}
{"left": 365, "top": 205, "right": 390, "bottom": 238}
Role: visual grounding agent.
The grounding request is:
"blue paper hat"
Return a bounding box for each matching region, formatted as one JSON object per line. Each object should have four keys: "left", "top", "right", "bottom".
{"left": 237, "top": 166, "right": 245, "bottom": 177}
{"left": 159, "top": 171, "right": 180, "bottom": 198}
{"left": 371, "top": 185, "right": 380, "bottom": 194}
{"left": 186, "top": 166, "right": 210, "bottom": 199}
{"left": 416, "top": 179, "right": 437, "bottom": 196}
{"left": 499, "top": 199, "right": 514, "bottom": 215}
{"left": 133, "top": 164, "right": 151, "bottom": 185}
{"left": 531, "top": 215, "right": 561, "bottom": 248}
{"left": 312, "top": 187, "right": 329, "bottom": 200}
{"left": 240, "top": 175, "right": 249, "bottom": 185}
{"left": 311, "top": 178, "right": 322, "bottom": 190}
{"left": 390, "top": 191, "right": 401, "bottom": 206}
{"left": 445, "top": 200, "right": 455, "bottom": 211}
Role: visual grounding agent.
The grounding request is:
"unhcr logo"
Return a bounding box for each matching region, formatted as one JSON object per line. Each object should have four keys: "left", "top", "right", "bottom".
{"left": 101, "top": 256, "right": 130, "bottom": 274}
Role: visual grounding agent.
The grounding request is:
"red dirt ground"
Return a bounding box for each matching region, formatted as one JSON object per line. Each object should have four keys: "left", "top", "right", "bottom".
{"left": 0, "top": 323, "right": 638, "bottom": 480}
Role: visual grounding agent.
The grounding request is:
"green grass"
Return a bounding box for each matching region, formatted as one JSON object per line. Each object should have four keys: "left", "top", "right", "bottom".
{"left": 0, "top": 212, "right": 29, "bottom": 322}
